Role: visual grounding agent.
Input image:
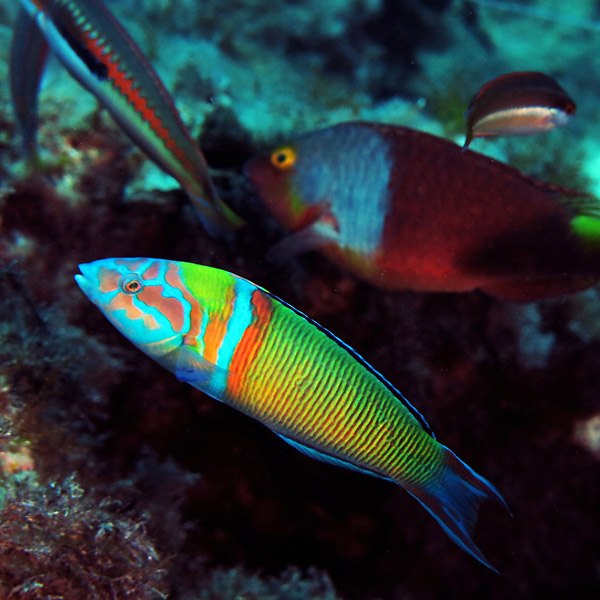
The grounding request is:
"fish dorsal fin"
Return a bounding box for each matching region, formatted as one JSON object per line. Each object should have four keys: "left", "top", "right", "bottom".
{"left": 171, "top": 344, "right": 231, "bottom": 385}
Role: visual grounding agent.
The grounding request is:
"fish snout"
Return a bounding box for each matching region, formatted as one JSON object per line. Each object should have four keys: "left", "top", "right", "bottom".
{"left": 74, "top": 262, "right": 99, "bottom": 300}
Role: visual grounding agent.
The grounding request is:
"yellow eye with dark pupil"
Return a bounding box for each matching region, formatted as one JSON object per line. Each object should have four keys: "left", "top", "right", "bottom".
{"left": 120, "top": 274, "right": 143, "bottom": 295}
{"left": 270, "top": 147, "right": 296, "bottom": 170}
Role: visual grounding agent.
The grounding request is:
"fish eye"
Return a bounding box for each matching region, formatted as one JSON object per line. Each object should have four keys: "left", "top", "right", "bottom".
{"left": 270, "top": 146, "right": 296, "bottom": 170}
{"left": 119, "top": 274, "right": 144, "bottom": 295}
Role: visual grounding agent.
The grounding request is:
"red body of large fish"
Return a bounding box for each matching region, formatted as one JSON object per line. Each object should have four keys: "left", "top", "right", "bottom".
{"left": 247, "top": 122, "right": 598, "bottom": 301}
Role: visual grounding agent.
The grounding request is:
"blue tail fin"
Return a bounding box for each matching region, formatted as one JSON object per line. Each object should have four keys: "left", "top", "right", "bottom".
{"left": 407, "top": 446, "right": 509, "bottom": 572}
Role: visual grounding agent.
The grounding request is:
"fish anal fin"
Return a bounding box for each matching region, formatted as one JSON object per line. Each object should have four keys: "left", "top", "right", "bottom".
{"left": 275, "top": 433, "right": 394, "bottom": 482}
{"left": 407, "top": 446, "right": 508, "bottom": 572}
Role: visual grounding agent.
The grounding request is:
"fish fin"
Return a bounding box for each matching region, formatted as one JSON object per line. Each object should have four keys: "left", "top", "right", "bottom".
{"left": 188, "top": 192, "right": 245, "bottom": 238}
{"left": 481, "top": 276, "right": 597, "bottom": 301}
{"left": 266, "top": 220, "right": 339, "bottom": 264}
{"left": 407, "top": 446, "right": 508, "bottom": 572}
{"left": 554, "top": 192, "right": 600, "bottom": 219}
{"left": 172, "top": 345, "right": 231, "bottom": 384}
{"left": 462, "top": 132, "right": 473, "bottom": 151}
{"left": 10, "top": 7, "right": 49, "bottom": 161}
{"left": 571, "top": 214, "right": 600, "bottom": 247}
{"left": 275, "top": 433, "right": 395, "bottom": 482}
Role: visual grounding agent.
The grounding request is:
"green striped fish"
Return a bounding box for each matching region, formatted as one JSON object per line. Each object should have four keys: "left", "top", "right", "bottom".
{"left": 75, "top": 257, "right": 508, "bottom": 570}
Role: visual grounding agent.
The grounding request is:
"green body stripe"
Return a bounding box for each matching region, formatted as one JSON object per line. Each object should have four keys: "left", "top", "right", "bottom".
{"left": 214, "top": 288, "right": 445, "bottom": 488}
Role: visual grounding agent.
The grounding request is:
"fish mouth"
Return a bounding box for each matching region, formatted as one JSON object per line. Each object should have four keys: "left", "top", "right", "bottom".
{"left": 74, "top": 262, "right": 98, "bottom": 300}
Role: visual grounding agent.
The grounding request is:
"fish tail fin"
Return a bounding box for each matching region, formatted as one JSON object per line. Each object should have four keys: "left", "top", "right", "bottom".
{"left": 188, "top": 192, "right": 245, "bottom": 238}
{"left": 571, "top": 214, "right": 600, "bottom": 247}
{"left": 406, "top": 446, "right": 508, "bottom": 572}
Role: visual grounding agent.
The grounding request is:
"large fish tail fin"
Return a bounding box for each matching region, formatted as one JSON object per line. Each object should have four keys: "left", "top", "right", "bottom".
{"left": 571, "top": 214, "right": 600, "bottom": 247}
{"left": 407, "top": 446, "right": 508, "bottom": 572}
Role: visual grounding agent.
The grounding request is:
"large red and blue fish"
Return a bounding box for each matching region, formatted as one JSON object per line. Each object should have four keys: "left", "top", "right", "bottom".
{"left": 12, "top": 0, "right": 241, "bottom": 235}
{"left": 246, "top": 121, "right": 600, "bottom": 301}
{"left": 75, "top": 257, "right": 509, "bottom": 570}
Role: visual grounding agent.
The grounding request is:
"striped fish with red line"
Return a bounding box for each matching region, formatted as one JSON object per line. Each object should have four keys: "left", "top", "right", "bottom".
{"left": 15, "top": 0, "right": 242, "bottom": 236}
{"left": 75, "top": 257, "right": 509, "bottom": 570}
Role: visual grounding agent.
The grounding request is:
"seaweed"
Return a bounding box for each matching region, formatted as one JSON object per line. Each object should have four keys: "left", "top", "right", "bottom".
{"left": 0, "top": 474, "right": 167, "bottom": 600}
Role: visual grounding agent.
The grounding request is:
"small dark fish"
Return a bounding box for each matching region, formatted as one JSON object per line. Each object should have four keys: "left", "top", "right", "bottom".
{"left": 464, "top": 71, "right": 576, "bottom": 148}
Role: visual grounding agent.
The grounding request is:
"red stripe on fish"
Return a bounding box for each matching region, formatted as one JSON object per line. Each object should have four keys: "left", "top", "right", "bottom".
{"left": 227, "top": 289, "right": 273, "bottom": 395}
{"left": 79, "top": 32, "right": 197, "bottom": 177}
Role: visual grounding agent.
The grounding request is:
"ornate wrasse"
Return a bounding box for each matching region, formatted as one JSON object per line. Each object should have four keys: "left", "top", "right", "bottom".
{"left": 75, "top": 257, "right": 508, "bottom": 569}
{"left": 14, "top": 0, "right": 242, "bottom": 236}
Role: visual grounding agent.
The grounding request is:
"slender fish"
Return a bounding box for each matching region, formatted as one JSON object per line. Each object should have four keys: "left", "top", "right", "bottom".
{"left": 10, "top": 6, "right": 49, "bottom": 161}
{"left": 246, "top": 121, "right": 600, "bottom": 301}
{"left": 15, "top": 0, "right": 242, "bottom": 235}
{"left": 464, "top": 71, "right": 575, "bottom": 148}
{"left": 76, "top": 257, "right": 508, "bottom": 569}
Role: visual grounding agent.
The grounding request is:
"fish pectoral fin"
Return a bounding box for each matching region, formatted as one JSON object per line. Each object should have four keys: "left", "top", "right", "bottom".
{"left": 275, "top": 433, "right": 394, "bottom": 482}
{"left": 172, "top": 345, "right": 231, "bottom": 384}
{"left": 266, "top": 219, "right": 340, "bottom": 264}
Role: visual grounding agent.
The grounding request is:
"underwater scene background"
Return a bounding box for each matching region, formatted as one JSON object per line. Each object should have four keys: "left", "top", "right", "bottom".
{"left": 1, "top": 0, "right": 600, "bottom": 598}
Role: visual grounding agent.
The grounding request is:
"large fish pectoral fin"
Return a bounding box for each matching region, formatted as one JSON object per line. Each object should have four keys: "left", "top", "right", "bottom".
{"left": 172, "top": 345, "right": 231, "bottom": 385}
{"left": 266, "top": 218, "right": 340, "bottom": 264}
{"left": 275, "top": 433, "right": 395, "bottom": 482}
{"left": 407, "top": 446, "right": 509, "bottom": 572}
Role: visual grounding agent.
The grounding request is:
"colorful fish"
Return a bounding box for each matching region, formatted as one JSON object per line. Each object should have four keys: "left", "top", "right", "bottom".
{"left": 245, "top": 121, "right": 600, "bottom": 301}
{"left": 463, "top": 71, "right": 576, "bottom": 149}
{"left": 14, "top": 0, "right": 242, "bottom": 236}
{"left": 75, "top": 257, "right": 508, "bottom": 570}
